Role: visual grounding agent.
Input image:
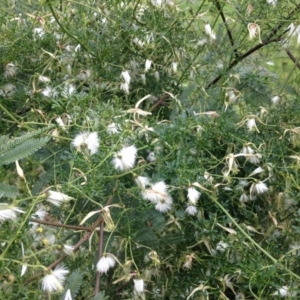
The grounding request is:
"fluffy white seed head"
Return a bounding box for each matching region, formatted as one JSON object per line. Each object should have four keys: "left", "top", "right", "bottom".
{"left": 46, "top": 191, "right": 73, "bottom": 207}
{"left": 155, "top": 196, "right": 173, "bottom": 213}
{"left": 147, "top": 152, "right": 156, "bottom": 162}
{"left": 187, "top": 187, "right": 201, "bottom": 205}
{"left": 64, "top": 289, "right": 72, "bottom": 300}
{"left": 134, "top": 279, "right": 145, "bottom": 294}
{"left": 142, "top": 181, "right": 168, "bottom": 203}
{"left": 185, "top": 205, "right": 198, "bottom": 216}
{"left": 4, "top": 63, "right": 17, "bottom": 78}
{"left": 216, "top": 241, "right": 229, "bottom": 252}
{"left": 112, "top": 145, "right": 137, "bottom": 171}
{"left": 41, "top": 265, "right": 69, "bottom": 293}
{"left": 250, "top": 181, "right": 268, "bottom": 196}
{"left": 107, "top": 122, "right": 120, "bottom": 135}
{"left": 239, "top": 193, "right": 249, "bottom": 204}
{"left": 0, "top": 204, "right": 24, "bottom": 222}
{"left": 96, "top": 254, "right": 116, "bottom": 274}
{"left": 135, "top": 176, "right": 150, "bottom": 190}
{"left": 145, "top": 59, "right": 152, "bottom": 72}
{"left": 120, "top": 82, "right": 130, "bottom": 94}
{"left": 246, "top": 118, "right": 259, "bottom": 132}
{"left": 42, "top": 86, "right": 58, "bottom": 98}
{"left": 63, "top": 244, "right": 74, "bottom": 256}
{"left": 72, "top": 132, "right": 100, "bottom": 155}
{"left": 121, "top": 70, "right": 131, "bottom": 84}
{"left": 204, "top": 24, "right": 216, "bottom": 40}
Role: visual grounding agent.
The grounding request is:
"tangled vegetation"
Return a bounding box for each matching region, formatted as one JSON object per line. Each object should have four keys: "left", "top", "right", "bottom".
{"left": 1, "top": 0, "right": 300, "bottom": 299}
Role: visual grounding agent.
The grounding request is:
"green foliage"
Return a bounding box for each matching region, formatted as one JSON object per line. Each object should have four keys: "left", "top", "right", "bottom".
{"left": 0, "top": 182, "right": 18, "bottom": 198}
{"left": 0, "top": 136, "right": 50, "bottom": 166}
{"left": 89, "top": 291, "right": 108, "bottom": 300}
{"left": 61, "top": 269, "right": 83, "bottom": 300}
{"left": 1, "top": 0, "right": 300, "bottom": 299}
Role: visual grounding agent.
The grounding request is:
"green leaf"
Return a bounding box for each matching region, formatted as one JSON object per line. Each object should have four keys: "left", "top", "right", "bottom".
{"left": 12, "top": 126, "right": 54, "bottom": 145}
{"left": 89, "top": 292, "right": 108, "bottom": 300}
{"left": 0, "top": 135, "right": 10, "bottom": 149}
{"left": 0, "top": 137, "right": 50, "bottom": 166}
{"left": 61, "top": 269, "right": 83, "bottom": 300}
{"left": 0, "top": 126, "right": 54, "bottom": 154}
{"left": 178, "top": 83, "right": 196, "bottom": 102}
{"left": 284, "top": 85, "right": 297, "bottom": 95}
{"left": 0, "top": 183, "right": 18, "bottom": 199}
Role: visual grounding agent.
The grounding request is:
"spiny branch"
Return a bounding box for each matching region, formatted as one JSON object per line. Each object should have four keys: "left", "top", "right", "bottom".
{"left": 150, "top": 94, "right": 170, "bottom": 112}
{"left": 25, "top": 215, "right": 103, "bottom": 285}
{"left": 285, "top": 49, "right": 300, "bottom": 70}
{"left": 206, "top": 3, "right": 300, "bottom": 89}
{"left": 25, "top": 194, "right": 115, "bottom": 285}
{"left": 214, "top": 0, "right": 239, "bottom": 59}
{"left": 30, "top": 218, "right": 92, "bottom": 231}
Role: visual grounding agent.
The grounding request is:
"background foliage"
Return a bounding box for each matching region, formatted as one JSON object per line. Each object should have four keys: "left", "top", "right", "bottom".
{"left": 1, "top": 0, "right": 300, "bottom": 299}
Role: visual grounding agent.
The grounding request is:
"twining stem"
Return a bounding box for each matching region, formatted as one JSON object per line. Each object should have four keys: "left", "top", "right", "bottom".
{"left": 94, "top": 220, "right": 104, "bottom": 296}
{"left": 209, "top": 194, "right": 300, "bottom": 281}
{"left": 132, "top": 0, "right": 146, "bottom": 26}
{"left": 173, "top": 1, "right": 206, "bottom": 88}
{"left": 25, "top": 193, "right": 115, "bottom": 285}
{"left": 176, "top": 42, "right": 205, "bottom": 88}
{"left": 1, "top": 196, "right": 43, "bottom": 259}
{"left": 46, "top": 0, "right": 98, "bottom": 59}
{"left": 185, "top": 0, "right": 206, "bottom": 33}
{"left": 0, "top": 103, "right": 26, "bottom": 128}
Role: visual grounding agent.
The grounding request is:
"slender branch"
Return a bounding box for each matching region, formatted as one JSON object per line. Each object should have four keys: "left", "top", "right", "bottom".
{"left": 132, "top": 0, "right": 146, "bottom": 26}
{"left": 49, "top": 215, "right": 103, "bottom": 269}
{"left": 94, "top": 220, "right": 104, "bottom": 296}
{"left": 25, "top": 215, "right": 103, "bottom": 284}
{"left": 25, "top": 193, "right": 115, "bottom": 285}
{"left": 206, "top": 37, "right": 283, "bottom": 89}
{"left": 214, "top": 0, "right": 239, "bottom": 59}
{"left": 30, "top": 218, "right": 91, "bottom": 231}
{"left": 149, "top": 94, "right": 170, "bottom": 112}
{"left": 185, "top": 0, "right": 206, "bottom": 33}
{"left": 277, "top": 50, "right": 300, "bottom": 95}
{"left": 0, "top": 103, "right": 25, "bottom": 128}
{"left": 206, "top": 3, "right": 300, "bottom": 89}
{"left": 94, "top": 193, "right": 114, "bottom": 295}
{"left": 285, "top": 49, "right": 300, "bottom": 70}
{"left": 1, "top": 196, "right": 43, "bottom": 259}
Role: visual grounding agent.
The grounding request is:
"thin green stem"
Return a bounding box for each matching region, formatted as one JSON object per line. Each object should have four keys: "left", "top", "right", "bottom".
{"left": 94, "top": 220, "right": 104, "bottom": 295}
{"left": 278, "top": 52, "right": 300, "bottom": 95}
{"left": 128, "top": 239, "right": 139, "bottom": 272}
{"left": 1, "top": 195, "right": 44, "bottom": 258}
{"left": 209, "top": 194, "right": 300, "bottom": 281}
{"left": 185, "top": 0, "right": 206, "bottom": 33}
{"left": 0, "top": 103, "right": 25, "bottom": 128}
{"left": 176, "top": 45, "right": 204, "bottom": 87}
{"left": 175, "top": 1, "right": 206, "bottom": 86}
{"left": 47, "top": 1, "right": 98, "bottom": 59}
{"left": 132, "top": 0, "right": 146, "bottom": 25}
